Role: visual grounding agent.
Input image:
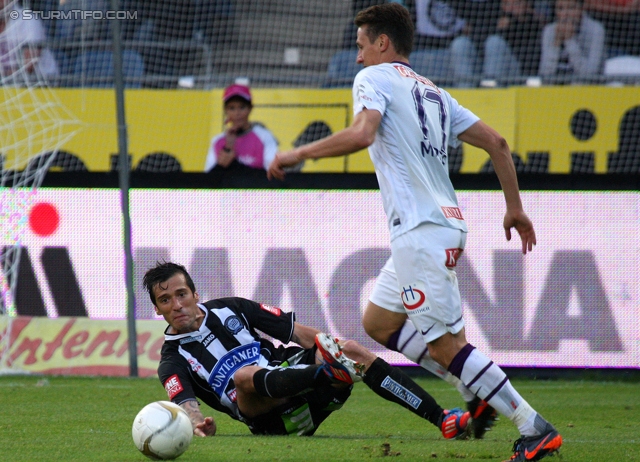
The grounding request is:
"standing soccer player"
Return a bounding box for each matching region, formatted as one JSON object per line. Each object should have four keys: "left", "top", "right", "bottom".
{"left": 268, "top": 4, "right": 562, "bottom": 461}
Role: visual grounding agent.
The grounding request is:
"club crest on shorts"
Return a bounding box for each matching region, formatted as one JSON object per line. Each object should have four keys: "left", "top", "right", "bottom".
{"left": 401, "top": 283, "right": 429, "bottom": 311}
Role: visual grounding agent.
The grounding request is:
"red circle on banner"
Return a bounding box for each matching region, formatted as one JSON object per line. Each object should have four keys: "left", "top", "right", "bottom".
{"left": 29, "top": 202, "right": 60, "bottom": 236}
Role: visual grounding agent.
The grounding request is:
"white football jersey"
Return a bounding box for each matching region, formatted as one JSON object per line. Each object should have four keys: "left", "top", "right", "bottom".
{"left": 353, "top": 62, "right": 479, "bottom": 240}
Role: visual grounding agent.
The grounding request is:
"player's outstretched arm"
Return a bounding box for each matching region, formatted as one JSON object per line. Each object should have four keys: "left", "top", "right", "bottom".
{"left": 458, "top": 120, "right": 536, "bottom": 254}
{"left": 291, "top": 322, "right": 321, "bottom": 349}
{"left": 267, "top": 109, "right": 381, "bottom": 181}
{"left": 180, "top": 399, "right": 217, "bottom": 437}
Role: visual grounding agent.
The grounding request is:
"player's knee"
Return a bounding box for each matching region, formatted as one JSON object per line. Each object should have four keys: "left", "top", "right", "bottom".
{"left": 362, "top": 318, "right": 391, "bottom": 345}
{"left": 427, "top": 345, "right": 448, "bottom": 368}
{"left": 362, "top": 303, "right": 406, "bottom": 347}
{"left": 234, "top": 366, "right": 259, "bottom": 393}
{"left": 427, "top": 334, "right": 468, "bottom": 369}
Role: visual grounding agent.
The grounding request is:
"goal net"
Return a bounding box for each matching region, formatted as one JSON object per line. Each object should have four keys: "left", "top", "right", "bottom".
{"left": 0, "top": 1, "right": 81, "bottom": 373}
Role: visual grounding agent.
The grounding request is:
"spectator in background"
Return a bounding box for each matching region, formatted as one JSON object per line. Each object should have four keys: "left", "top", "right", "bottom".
{"left": 342, "top": 0, "right": 387, "bottom": 49}
{"left": 26, "top": 0, "right": 57, "bottom": 38}
{"left": 532, "top": 0, "right": 555, "bottom": 21}
{"left": 54, "top": 0, "right": 109, "bottom": 42}
{"left": 194, "top": 0, "right": 235, "bottom": 47}
{"left": 447, "top": 0, "right": 502, "bottom": 87}
{"left": 584, "top": 0, "right": 640, "bottom": 58}
{"left": 51, "top": 0, "right": 139, "bottom": 42}
{"left": 483, "top": 0, "right": 545, "bottom": 82}
{"left": 139, "top": 0, "right": 197, "bottom": 80}
{"left": 539, "top": 0, "right": 605, "bottom": 81}
{"left": 408, "top": 0, "right": 465, "bottom": 50}
{"left": 205, "top": 83, "right": 279, "bottom": 174}
{"left": 0, "top": 0, "right": 59, "bottom": 84}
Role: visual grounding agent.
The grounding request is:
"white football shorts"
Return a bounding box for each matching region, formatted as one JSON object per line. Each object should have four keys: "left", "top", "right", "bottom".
{"left": 372, "top": 223, "right": 467, "bottom": 343}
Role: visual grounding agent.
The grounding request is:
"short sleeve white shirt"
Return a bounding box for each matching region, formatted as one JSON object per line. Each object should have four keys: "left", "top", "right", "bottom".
{"left": 353, "top": 62, "right": 479, "bottom": 240}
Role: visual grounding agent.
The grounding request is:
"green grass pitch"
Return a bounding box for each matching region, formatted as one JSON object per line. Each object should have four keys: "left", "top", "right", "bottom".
{"left": 0, "top": 375, "right": 638, "bottom": 461}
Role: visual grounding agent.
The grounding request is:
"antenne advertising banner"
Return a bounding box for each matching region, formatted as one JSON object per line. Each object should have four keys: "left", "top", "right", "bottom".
{"left": 1, "top": 189, "right": 637, "bottom": 375}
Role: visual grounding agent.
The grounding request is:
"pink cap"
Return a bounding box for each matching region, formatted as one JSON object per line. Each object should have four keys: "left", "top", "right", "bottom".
{"left": 223, "top": 84, "right": 252, "bottom": 103}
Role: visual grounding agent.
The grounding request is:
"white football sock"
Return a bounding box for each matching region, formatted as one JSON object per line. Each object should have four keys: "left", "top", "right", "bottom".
{"left": 457, "top": 347, "right": 542, "bottom": 436}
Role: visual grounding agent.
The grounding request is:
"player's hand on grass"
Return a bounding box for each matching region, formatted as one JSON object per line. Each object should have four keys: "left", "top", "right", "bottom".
{"left": 267, "top": 150, "right": 301, "bottom": 181}
{"left": 194, "top": 416, "right": 216, "bottom": 437}
{"left": 503, "top": 209, "right": 536, "bottom": 254}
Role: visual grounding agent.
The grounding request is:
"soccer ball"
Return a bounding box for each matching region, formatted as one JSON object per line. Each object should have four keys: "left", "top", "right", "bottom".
{"left": 132, "top": 401, "right": 193, "bottom": 460}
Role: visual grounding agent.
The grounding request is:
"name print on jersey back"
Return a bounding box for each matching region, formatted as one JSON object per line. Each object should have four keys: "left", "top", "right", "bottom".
{"left": 394, "top": 64, "right": 439, "bottom": 90}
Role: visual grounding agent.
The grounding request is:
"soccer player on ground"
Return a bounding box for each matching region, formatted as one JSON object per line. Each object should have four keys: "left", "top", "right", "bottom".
{"left": 267, "top": 3, "right": 562, "bottom": 461}
{"left": 143, "top": 261, "right": 470, "bottom": 438}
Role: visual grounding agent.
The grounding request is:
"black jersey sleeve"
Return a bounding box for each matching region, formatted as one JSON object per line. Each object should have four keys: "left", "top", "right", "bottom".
{"left": 203, "top": 297, "right": 295, "bottom": 344}
{"left": 157, "top": 342, "right": 197, "bottom": 405}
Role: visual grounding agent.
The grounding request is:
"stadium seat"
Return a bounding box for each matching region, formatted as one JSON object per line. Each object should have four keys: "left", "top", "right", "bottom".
{"left": 323, "top": 50, "right": 361, "bottom": 88}
{"left": 481, "top": 152, "right": 526, "bottom": 173}
{"left": 482, "top": 151, "right": 550, "bottom": 174}
{"left": 608, "top": 105, "right": 640, "bottom": 173}
{"left": 293, "top": 121, "right": 332, "bottom": 147}
{"left": 72, "top": 49, "right": 145, "bottom": 88}
{"left": 53, "top": 50, "right": 73, "bottom": 75}
{"left": 135, "top": 152, "right": 182, "bottom": 173}
{"left": 570, "top": 152, "right": 595, "bottom": 174}
{"left": 604, "top": 55, "right": 640, "bottom": 76}
{"left": 409, "top": 49, "right": 453, "bottom": 86}
{"left": 24, "top": 150, "right": 88, "bottom": 174}
{"left": 523, "top": 152, "right": 549, "bottom": 174}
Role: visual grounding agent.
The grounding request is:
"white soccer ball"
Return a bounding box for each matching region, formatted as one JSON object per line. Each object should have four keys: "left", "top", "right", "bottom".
{"left": 132, "top": 401, "right": 193, "bottom": 460}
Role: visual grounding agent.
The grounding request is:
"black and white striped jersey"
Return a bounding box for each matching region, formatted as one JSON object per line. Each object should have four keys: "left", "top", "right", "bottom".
{"left": 158, "top": 297, "right": 297, "bottom": 422}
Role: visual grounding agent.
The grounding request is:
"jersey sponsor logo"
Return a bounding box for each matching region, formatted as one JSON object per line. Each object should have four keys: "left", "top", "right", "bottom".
{"left": 202, "top": 333, "right": 216, "bottom": 348}
{"left": 226, "top": 388, "right": 237, "bottom": 403}
{"left": 401, "top": 284, "right": 427, "bottom": 310}
{"left": 164, "top": 374, "right": 184, "bottom": 399}
{"left": 445, "top": 248, "right": 463, "bottom": 268}
{"left": 259, "top": 303, "right": 281, "bottom": 316}
{"left": 208, "top": 341, "right": 261, "bottom": 396}
{"left": 357, "top": 83, "right": 372, "bottom": 102}
{"left": 380, "top": 376, "right": 422, "bottom": 409}
{"left": 442, "top": 206, "right": 464, "bottom": 220}
{"left": 188, "top": 358, "right": 203, "bottom": 374}
{"left": 224, "top": 315, "right": 244, "bottom": 334}
{"left": 420, "top": 324, "right": 435, "bottom": 336}
{"left": 179, "top": 335, "right": 202, "bottom": 345}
